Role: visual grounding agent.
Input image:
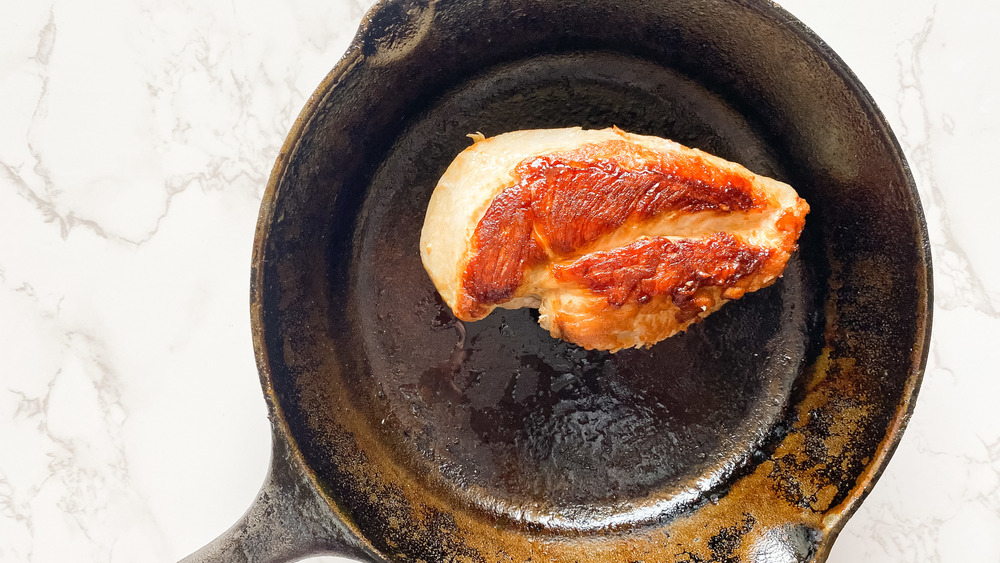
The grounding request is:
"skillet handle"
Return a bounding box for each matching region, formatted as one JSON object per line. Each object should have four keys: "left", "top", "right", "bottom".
{"left": 180, "top": 426, "right": 379, "bottom": 563}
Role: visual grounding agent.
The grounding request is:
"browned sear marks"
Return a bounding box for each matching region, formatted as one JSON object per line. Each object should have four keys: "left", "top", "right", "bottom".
{"left": 552, "top": 232, "right": 776, "bottom": 323}
{"left": 459, "top": 139, "right": 772, "bottom": 319}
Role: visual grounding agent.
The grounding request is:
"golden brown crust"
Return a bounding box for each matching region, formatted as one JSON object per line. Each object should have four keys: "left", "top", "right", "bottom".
{"left": 551, "top": 232, "right": 777, "bottom": 320}
{"left": 457, "top": 139, "right": 775, "bottom": 320}
{"left": 420, "top": 127, "right": 809, "bottom": 351}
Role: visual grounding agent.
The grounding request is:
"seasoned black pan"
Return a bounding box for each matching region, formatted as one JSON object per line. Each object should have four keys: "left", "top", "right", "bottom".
{"left": 184, "top": 0, "right": 932, "bottom": 561}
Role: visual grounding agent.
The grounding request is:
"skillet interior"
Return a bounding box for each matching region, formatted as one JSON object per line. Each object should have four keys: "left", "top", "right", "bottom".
{"left": 254, "top": 0, "right": 931, "bottom": 560}
{"left": 351, "top": 51, "right": 819, "bottom": 529}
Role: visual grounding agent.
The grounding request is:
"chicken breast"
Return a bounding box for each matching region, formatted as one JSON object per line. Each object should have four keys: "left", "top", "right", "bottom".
{"left": 420, "top": 127, "right": 809, "bottom": 352}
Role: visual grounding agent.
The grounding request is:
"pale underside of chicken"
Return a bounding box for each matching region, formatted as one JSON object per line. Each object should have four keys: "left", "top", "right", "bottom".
{"left": 420, "top": 127, "right": 809, "bottom": 352}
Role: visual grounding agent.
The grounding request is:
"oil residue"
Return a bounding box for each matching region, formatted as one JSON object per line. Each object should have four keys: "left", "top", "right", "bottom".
{"left": 358, "top": 269, "right": 805, "bottom": 522}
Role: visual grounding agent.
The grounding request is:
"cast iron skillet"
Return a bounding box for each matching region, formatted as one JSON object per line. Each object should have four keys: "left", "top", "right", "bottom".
{"left": 184, "top": 0, "right": 932, "bottom": 561}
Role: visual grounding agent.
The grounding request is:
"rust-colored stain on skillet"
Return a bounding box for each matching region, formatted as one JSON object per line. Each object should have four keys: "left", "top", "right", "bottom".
{"left": 258, "top": 178, "right": 929, "bottom": 546}
{"left": 274, "top": 248, "right": 907, "bottom": 562}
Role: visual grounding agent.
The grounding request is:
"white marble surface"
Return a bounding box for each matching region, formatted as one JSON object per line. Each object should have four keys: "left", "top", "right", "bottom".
{"left": 0, "top": 0, "right": 996, "bottom": 561}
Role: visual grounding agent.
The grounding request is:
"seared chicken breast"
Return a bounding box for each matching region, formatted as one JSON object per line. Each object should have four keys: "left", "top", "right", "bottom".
{"left": 420, "top": 127, "right": 809, "bottom": 352}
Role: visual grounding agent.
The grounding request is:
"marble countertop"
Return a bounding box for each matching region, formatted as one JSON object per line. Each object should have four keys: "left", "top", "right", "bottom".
{"left": 1, "top": 0, "right": 996, "bottom": 561}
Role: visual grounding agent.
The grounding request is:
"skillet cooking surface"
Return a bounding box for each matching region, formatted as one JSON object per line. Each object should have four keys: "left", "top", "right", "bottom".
{"left": 254, "top": 0, "right": 930, "bottom": 560}
{"left": 350, "top": 53, "right": 815, "bottom": 528}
